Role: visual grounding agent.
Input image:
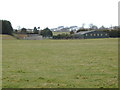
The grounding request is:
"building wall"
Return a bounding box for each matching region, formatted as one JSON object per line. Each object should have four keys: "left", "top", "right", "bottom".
{"left": 83, "top": 31, "right": 109, "bottom": 39}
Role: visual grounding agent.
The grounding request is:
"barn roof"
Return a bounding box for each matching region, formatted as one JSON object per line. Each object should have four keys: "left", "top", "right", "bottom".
{"left": 75, "top": 30, "right": 107, "bottom": 35}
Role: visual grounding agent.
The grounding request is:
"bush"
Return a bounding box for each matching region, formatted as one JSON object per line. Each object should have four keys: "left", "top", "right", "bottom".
{"left": 40, "top": 27, "right": 53, "bottom": 38}
{"left": 21, "top": 28, "right": 27, "bottom": 34}
{"left": 53, "top": 33, "right": 73, "bottom": 39}
{"left": 1, "top": 20, "right": 13, "bottom": 35}
{"left": 33, "top": 27, "right": 39, "bottom": 34}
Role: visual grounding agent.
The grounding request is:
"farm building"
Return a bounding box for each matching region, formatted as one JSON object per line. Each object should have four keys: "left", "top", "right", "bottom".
{"left": 74, "top": 30, "right": 109, "bottom": 39}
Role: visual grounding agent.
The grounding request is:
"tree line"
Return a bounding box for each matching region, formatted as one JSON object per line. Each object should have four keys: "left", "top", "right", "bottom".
{"left": 1, "top": 20, "right": 120, "bottom": 38}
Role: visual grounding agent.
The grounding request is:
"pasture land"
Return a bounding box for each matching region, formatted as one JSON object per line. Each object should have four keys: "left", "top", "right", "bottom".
{"left": 1, "top": 34, "right": 16, "bottom": 40}
{"left": 2, "top": 38, "right": 118, "bottom": 88}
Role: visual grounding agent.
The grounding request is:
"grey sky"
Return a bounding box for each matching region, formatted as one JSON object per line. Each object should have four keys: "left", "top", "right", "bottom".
{"left": 0, "top": 0, "right": 119, "bottom": 29}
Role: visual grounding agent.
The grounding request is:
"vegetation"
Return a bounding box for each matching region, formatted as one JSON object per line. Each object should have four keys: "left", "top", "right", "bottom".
{"left": 40, "top": 27, "right": 53, "bottom": 38}
{"left": 52, "top": 32, "right": 70, "bottom": 36}
{"left": 1, "top": 20, "right": 13, "bottom": 35}
{"left": 33, "top": 27, "right": 39, "bottom": 34}
{"left": 2, "top": 38, "right": 118, "bottom": 88}
{"left": 70, "top": 30, "right": 74, "bottom": 34}
{"left": 53, "top": 31, "right": 86, "bottom": 39}
{"left": 21, "top": 28, "right": 27, "bottom": 34}
{"left": 76, "top": 28, "right": 88, "bottom": 32}
{"left": 1, "top": 19, "right": 119, "bottom": 38}
{"left": 53, "top": 33, "right": 73, "bottom": 39}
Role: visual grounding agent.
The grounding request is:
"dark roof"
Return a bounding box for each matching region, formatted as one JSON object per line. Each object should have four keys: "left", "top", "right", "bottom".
{"left": 75, "top": 30, "right": 106, "bottom": 35}
{"left": 77, "top": 30, "right": 95, "bottom": 35}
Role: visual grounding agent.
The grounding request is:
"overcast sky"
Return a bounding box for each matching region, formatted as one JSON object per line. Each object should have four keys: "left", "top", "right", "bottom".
{"left": 0, "top": 0, "right": 119, "bottom": 29}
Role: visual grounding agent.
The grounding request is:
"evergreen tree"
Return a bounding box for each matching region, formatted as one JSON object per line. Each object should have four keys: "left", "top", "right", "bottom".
{"left": 21, "top": 28, "right": 27, "bottom": 33}
{"left": 1, "top": 20, "right": 13, "bottom": 35}
{"left": 33, "top": 27, "right": 38, "bottom": 34}
{"left": 40, "top": 27, "right": 53, "bottom": 37}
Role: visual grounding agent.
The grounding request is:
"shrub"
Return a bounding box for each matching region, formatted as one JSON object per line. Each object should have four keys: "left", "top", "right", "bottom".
{"left": 40, "top": 27, "right": 53, "bottom": 38}
{"left": 1, "top": 20, "right": 13, "bottom": 35}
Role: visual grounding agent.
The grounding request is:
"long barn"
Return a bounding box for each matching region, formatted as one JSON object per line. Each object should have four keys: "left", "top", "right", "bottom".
{"left": 74, "top": 30, "right": 109, "bottom": 39}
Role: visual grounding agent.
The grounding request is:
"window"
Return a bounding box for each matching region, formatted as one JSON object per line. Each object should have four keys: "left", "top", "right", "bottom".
{"left": 94, "top": 34, "right": 96, "bottom": 36}
{"left": 90, "top": 34, "right": 92, "bottom": 36}
{"left": 101, "top": 34, "right": 103, "bottom": 36}
{"left": 97, "top": 34, "right": 99, "bottom": 36}
{"left": 105, "top": 34, "right": 107, "bottom": 36}
{"left": 85, "top": 34, "right": 88, "bottom": 36}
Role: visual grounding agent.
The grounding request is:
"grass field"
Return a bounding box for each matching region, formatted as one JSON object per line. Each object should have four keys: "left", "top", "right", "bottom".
{"left": 2, "top": 38, "right": 118, "bottom": 88}
{"left": 1, "top": 34, "right": 16, "bottom": 40}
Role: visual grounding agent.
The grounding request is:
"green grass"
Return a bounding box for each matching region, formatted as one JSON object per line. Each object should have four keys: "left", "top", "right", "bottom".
{"left": 2, "top": 38, "right": 118, "bottom": 88}
{"left": 1, "top": 34, "right": 16, "bottom": 40}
